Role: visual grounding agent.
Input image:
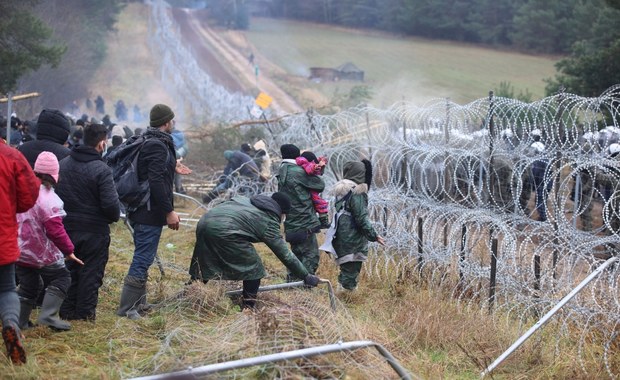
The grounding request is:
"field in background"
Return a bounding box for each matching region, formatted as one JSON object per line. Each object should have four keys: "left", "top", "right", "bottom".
{"left": 245, "top": 18, "right": 559, "bottom": 107}
{"left": 85, "top": 3, "right": 175, "bottom": 128}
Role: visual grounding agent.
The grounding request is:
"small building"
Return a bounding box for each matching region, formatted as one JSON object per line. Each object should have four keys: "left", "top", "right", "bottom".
{"left": 309, "top": 62, "right": 364, "bottom": 82}
{"left": 335, "top": 62, "right": 364, "bottom": 81}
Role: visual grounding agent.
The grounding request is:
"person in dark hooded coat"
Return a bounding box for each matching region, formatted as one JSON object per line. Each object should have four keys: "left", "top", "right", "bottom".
{"left": 17, "top": 109, "right": 71, "bottom": 168}
{"left": 189, "top": 192, "right": 320, "bottom": 308}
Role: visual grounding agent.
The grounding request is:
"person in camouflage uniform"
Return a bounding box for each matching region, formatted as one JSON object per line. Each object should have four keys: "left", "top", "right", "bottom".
{"left": 277, "top": 144, "right": 326, "bottom": 281}
{"left": 598, "top": 143, "right": 620, "bottom": 240}
{"left": 575, "top": 133, "right": 597, "bottom": 231}
{"left": 490, "top": 129, "right": 532, "bottom": 215}
{"left": 330, "top": 160, "right": 385, "bottom": 291}
{"left": 188, "top": 193, "right": 320, "bottom": 308}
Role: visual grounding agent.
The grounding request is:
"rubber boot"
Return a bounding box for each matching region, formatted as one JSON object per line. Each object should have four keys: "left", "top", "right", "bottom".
{"left": 18, "top": 298, "right": 35, "bottom": 330}
{"left": 116, "top": 275, "right": 146, "bottom": 320}
{"left": 2, "top": 322, "right": 26, "bottom": 365}
{"left": 37, "top": 287, "right": 71, "bottom": 331}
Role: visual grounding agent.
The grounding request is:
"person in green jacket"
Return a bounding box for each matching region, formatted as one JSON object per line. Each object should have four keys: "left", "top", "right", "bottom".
{"left": 277, "top": 144, "right": 326, "bottom": 281}
{"left": 331, "top": 159, "right": 385, "bottom": 291}
{"left": 188, "top": 192, "right": 320, "bottom": 308}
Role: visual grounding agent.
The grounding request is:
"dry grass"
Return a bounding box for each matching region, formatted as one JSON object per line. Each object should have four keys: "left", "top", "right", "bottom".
{"left": 0, "top": 219, "right": 610, "bottom": 379}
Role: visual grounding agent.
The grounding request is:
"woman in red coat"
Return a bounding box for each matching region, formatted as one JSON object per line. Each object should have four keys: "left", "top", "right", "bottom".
{"left": 0, "top": 141, "right": 39, "bottom": 364}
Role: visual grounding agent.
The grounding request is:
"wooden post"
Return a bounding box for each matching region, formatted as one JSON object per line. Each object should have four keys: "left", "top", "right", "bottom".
{"left": 489, "top": 237, "right": 498, "bottom": 312}
{"left": 459, "top": 225, "right": 467, "bottom": 285}
{"left": 417, "top": 217, "right": 424, "bottom": 273}
{"left": 533, "top": 254, "right": 541, "bottom": 293}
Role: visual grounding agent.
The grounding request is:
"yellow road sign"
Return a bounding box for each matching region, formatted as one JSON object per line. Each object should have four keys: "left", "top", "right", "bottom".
{"left": 255, "top": 92, "right": 273, "bottom": 109}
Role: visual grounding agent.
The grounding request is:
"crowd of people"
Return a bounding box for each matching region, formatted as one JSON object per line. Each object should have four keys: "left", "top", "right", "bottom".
{"left": 1, "top": 102, "right": 384, "bottom": 366}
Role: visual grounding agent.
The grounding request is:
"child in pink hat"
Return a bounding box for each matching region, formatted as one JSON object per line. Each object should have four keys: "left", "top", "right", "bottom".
{"left": 16, "top": 152, "right": 83, "bottom": 331}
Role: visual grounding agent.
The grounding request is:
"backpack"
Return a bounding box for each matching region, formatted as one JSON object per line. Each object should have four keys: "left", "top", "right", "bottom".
{"left": 105, "top": 134, "right": 168, "bottom": 211}
{"left": 318, "top": 190, "right": 353, "bottom": 256}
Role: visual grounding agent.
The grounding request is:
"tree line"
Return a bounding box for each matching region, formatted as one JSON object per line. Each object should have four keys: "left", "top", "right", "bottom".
{"left": 0, "top": 0, "right": 124, "bottom": 112}
{"left": 212, "top": 0, "right": 620, "bottom": 97}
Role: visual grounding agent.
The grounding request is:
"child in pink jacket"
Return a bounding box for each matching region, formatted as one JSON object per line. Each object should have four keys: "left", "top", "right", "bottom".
{"left": 16, "top": 152, "right": 83, "bottom": 331}
{"left": 296, "top": 151, "right": 330, "bottom": 229}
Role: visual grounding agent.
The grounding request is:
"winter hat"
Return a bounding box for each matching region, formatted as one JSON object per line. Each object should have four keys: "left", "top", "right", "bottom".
{"left": 36, "top": 109, "right": 70, "bottom": 144}
{"left": 34, "top": 151, "right": 60, "bottom": 182}
{"left": 241, "top": 143, "right": 252, "bottom": 153}
{"left": 343, "top": 160, "right": 367, "bottom": 185}
{"left": 149, "top": 104, "right": 175, "bottom": 127}
{"left": 280, "top": 144, "right": 300, "bottom": 159}
{"left": 300, "top": 151, "right": 318, "bottom": 163}
{"left": 271, "top": 192, "right": 291, "bottom": 214}
{"left": 223, "top": 150, "right": 234, "bottom": 161}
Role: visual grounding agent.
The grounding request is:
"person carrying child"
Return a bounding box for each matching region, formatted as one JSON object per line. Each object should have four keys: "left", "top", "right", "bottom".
{"left": 16, "top": 152, "right": 84, "bottom": 331}
{"left": 296, "top": 151, "right": 331, "bottom": 229}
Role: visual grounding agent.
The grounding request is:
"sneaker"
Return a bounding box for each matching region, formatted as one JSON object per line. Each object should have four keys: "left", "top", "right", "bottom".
{"left": 2, "top": 324, "right": 26, "bottom": 365}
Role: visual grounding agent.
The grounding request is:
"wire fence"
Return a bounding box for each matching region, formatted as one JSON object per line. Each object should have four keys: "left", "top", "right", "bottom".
{"left": 144, "top": 1, "right": 620, "bottom": 377}
{"left": 252, "top": 87, "right": 620, "bottom": 378}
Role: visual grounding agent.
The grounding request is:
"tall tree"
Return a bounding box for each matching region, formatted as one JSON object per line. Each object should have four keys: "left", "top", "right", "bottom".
{"left": 16, "top": 0, "right": 124, "bottom": 111}
{"left": 545, "top": 0, "right": 620, "bottom": 96}
{"left": 0, "top": 0, "right": 66, "bottom": 94}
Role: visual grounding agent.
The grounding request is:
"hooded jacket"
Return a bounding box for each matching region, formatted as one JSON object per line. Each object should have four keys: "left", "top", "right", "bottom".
{"left": 57, "top": 145, "right": 121, "bottom": 233}
{"left": 189, "top": 195, "right": 309, "bottom": 281}
{"left": 277, "top": 160, "right": 325, "bottom": 233}
{"left": 0, "top": 142, "right": 40, "bottom": 265}
{"left": 331, "top": 179, "right": 378, "bottom": 264}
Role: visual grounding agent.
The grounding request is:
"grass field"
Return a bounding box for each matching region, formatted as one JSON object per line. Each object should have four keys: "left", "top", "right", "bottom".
{"left": 245, "top": 18, "right": 559, "bottom": 107}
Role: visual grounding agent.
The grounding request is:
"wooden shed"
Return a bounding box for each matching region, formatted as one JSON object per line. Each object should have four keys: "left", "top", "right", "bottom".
{"left": 309, "top": 62, "right": 364, "bottom": 82}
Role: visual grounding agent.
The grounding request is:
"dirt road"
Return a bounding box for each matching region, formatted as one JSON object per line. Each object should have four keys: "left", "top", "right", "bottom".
{"left": 172, "top": 9, "right": 303, "bottom": 115}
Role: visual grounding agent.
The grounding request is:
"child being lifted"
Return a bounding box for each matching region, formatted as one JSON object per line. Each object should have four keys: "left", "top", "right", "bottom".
{"left": 296, "top": 151, "right": 331, "bottom": 229}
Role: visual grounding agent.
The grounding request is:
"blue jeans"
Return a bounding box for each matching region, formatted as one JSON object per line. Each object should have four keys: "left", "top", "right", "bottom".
{"left": 0, "top": 264, "right": 19, "bottom": 326}
{"left": 128, "top": 222, "right": 163, "bottom": 280}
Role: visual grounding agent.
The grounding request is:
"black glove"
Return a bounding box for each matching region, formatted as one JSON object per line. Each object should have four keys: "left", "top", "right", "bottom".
{"left": 303, "top": 274, "right": 320, "bottom": 288}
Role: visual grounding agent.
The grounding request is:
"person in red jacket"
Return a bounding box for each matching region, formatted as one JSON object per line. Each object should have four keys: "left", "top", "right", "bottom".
{"left": 0, "top": 140, "right": 39, "bottom": 365}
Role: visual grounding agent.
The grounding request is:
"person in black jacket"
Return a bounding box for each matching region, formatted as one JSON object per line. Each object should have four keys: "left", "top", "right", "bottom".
{"left": 116, "top": 104, "right": 180, "bottom": 319}
{"left": 56, "top": 124, "right": 121, "bottom": 321}
{"left": 18, "top": 109, "right": 71, "bottom": 168}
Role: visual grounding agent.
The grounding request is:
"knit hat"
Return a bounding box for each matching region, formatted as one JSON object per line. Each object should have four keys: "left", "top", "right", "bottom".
{"left": 36, "top": 109, "right": 70, "bottom": 144}
{"left": 280, "top": 144, "right": 300, "bottom": 159}
{"left": 343, "top": 160, "right": 367, "bottom": 185}
{"left": 149, "top": 104, "right": 175, "bottom": 127}
{"left": 223, "top": 150, "right": 234, "bottom": 161}
{"left": 241, "top": 143, "right": 252, "bottom": 153}
{"left": 271, "top": 192, "right": 291, "bottom": 214}
{"left": 300, "top": 151, "right": 318, "bottom": 163}
{"left": 34, "top": 151, "right": 59, "bottom": 182}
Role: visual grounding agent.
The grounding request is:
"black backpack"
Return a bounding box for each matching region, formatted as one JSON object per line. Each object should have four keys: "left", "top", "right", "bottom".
{"left": 105, "top": 134, "right": 167, "bottom": 211}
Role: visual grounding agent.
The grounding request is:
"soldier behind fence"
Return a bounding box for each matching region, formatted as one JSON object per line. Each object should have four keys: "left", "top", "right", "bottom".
{"left": 598, "top": 144, "right": 620, "bottom": 241}
{"left": 490, "top": 129, "right": 532, "bottom": 215}
{"left": 574, "top": 133, "right": 597, "bottom": 231}
{"left": 530, "top": 141, "right": 552, "bottom": 222}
